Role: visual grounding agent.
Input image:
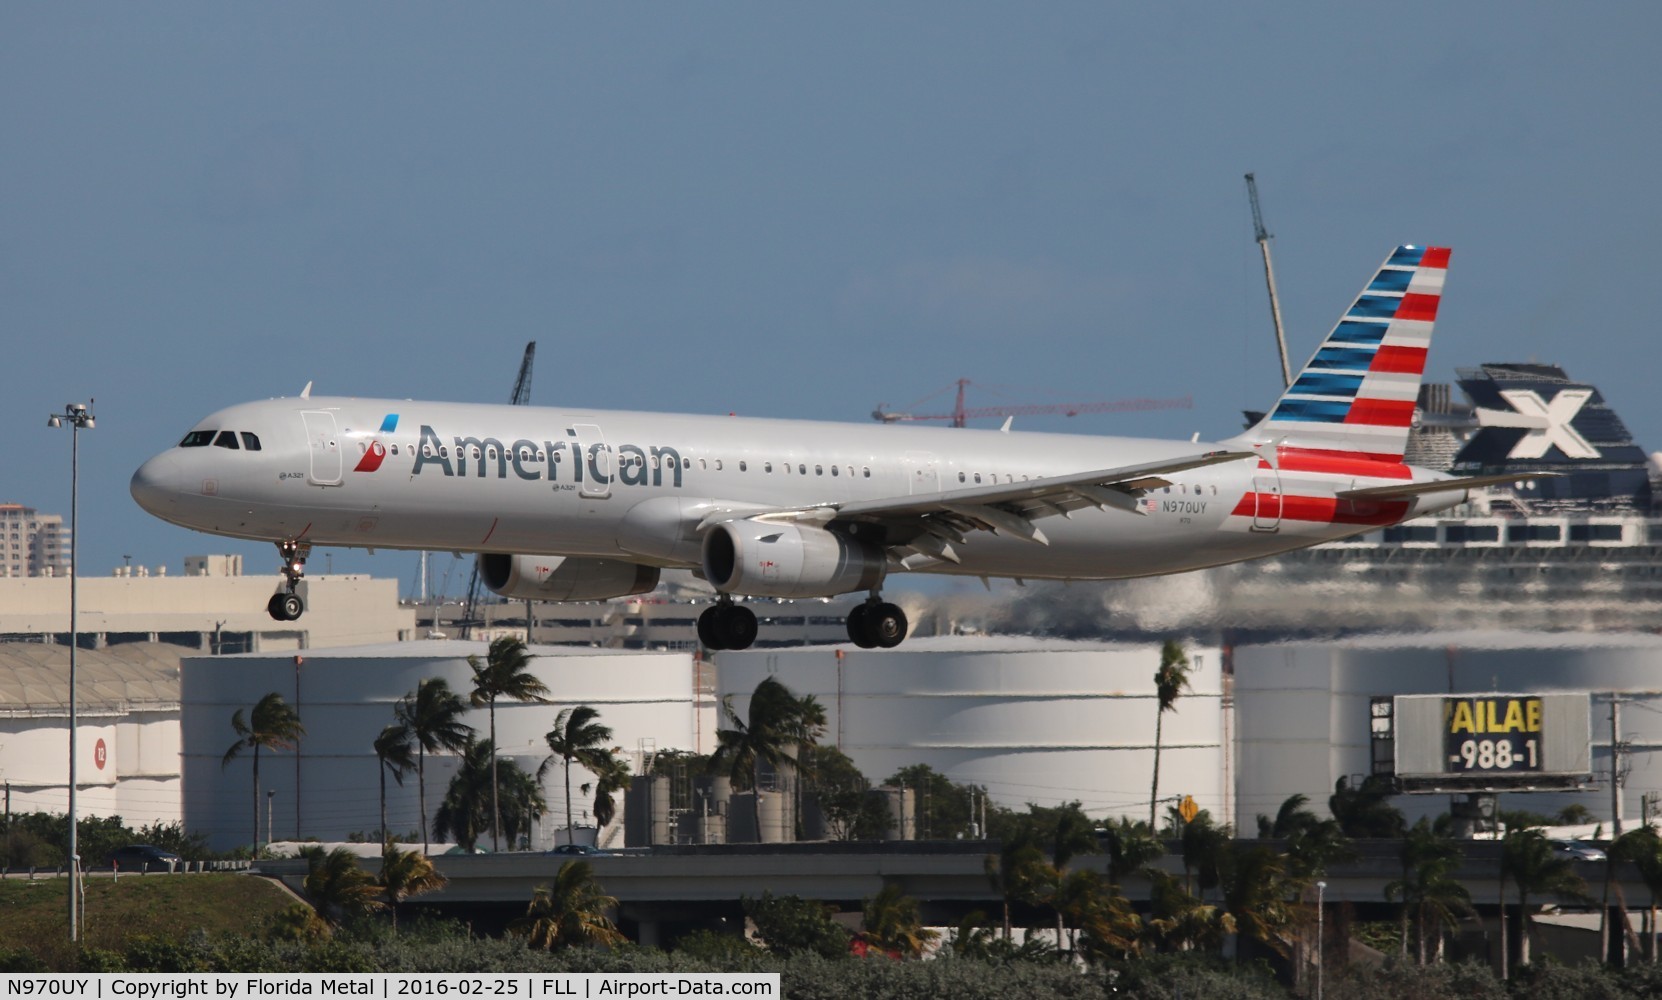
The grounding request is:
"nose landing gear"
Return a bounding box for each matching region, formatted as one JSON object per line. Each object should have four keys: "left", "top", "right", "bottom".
{"left": 846, "top": 597, "right": 907, "bottom": 649}
{"left": 267, "top": 540, "right": 310, "bottom": 622}
{"left": 697, "top": 597, "right": 758, "bottom": 651}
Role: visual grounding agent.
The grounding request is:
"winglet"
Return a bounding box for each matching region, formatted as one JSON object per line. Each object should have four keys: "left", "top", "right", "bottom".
{"left": 300, "top": 381, "right": 313, "bottom": 399}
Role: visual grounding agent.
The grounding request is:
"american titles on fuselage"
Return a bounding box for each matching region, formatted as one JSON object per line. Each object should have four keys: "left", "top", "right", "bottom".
{"left": 405, "top": 424, "right": 686, "bottom": 489}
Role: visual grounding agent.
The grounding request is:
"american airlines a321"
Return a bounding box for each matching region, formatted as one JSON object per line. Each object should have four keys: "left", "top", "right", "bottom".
{"left": 130, "top": 245, "right": 1532, "bottom": 651}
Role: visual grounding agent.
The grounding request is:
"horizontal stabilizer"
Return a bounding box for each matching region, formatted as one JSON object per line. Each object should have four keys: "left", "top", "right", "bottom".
{"left": 1337, "top": 472, "right": 1560, "bottom": 500}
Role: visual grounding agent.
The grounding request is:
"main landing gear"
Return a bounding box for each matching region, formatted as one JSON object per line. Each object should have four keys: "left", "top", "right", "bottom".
{"left": 698, "top": 597, "right": 758, "bottom": 651}
{"left": 846, "top": 597, "right": 907, "bottom": 649}
{"left": 267, "top": 540, "right": 309, "bottom": 622}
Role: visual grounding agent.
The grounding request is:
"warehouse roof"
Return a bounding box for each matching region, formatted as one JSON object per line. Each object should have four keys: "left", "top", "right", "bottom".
{"left": 0, "top": 641, "right": 181, "bottom": 715}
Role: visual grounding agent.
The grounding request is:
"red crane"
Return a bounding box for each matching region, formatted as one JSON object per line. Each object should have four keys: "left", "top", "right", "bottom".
{"left": 872, "top": 379, "right": 1192, "bottom": 428}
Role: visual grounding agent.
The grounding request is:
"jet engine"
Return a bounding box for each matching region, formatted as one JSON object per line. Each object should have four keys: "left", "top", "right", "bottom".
{"left": 701, "top": 519, "right": 884, "bottom": 598}
{"left": 477, "top": 554, "right": 660, "bottom": 602}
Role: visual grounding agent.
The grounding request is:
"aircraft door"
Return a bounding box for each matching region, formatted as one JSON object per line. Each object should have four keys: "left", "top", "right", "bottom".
{"left": 904, "top": 452, "right": 940, "bottom": 495}
{"left": 1252, "top": 469, "right": 1282, "bottom": 531}
{"left": 573, "top": 423, "right": 611, "bottom": 499}
{"left": 302, "top": 411, "right": 342, "bottom": 487}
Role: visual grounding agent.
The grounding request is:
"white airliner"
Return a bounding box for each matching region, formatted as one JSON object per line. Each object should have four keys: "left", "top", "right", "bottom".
{"left": 131, "top": 245, "right": 1530, "bottom": 650}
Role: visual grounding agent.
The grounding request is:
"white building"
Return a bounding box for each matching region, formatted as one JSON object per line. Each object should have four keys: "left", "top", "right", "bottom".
{"left": 181, "top": 641, "right": 703, "bottom": 851}
{"left": 718, "top": 636, "right": 1228, "bottom": 826}
{"left": 0, "top": 567, "right": 416, "bottom": 652}
{"left": 0, "top": 504, "right": 67, "bottom": 579}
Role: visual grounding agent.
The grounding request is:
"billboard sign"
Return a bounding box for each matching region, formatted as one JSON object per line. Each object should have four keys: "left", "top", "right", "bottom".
{"left": 1391, "top": 691, "right": 1592, "bottom": 793}
{"left": 1444, "top": 696, "right": 1543, "bottom": 775}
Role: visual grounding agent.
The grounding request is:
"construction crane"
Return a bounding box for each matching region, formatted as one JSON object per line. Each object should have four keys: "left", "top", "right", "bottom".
{"left": 1245, "top": 173, "right": 1292, "bottom": 389}
{"left": 458, "top": 342, "right": 536, "bottom": 639}
{"left": 872, "top": 378, "right": 1191, "bottom": 427}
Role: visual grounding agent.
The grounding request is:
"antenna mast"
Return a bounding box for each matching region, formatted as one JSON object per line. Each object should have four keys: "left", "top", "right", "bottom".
{"left": 1245, "top": 173, "right": 1291, "bottom": 388}
{"left": 459, "top": 341, "right": 537, "bottom": 639}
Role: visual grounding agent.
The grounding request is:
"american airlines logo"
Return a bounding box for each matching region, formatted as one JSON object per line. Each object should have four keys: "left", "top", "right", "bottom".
{"left": 1496, "top": 389, "right": 1600, "bottom": 460}
{"left": 352, "top": 413, "right": 399, "bottom": 473}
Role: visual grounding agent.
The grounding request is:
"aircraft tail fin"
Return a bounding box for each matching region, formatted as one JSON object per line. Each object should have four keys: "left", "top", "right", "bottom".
{"left": 1236, "top": 245, "right": 1449, "bottom": 463}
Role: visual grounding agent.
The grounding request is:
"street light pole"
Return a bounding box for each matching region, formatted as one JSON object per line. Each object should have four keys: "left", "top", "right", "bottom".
{"left": 47, "top": 401, "right": 94, "bottom": 943}
{"left": 1316, "top": 880, "right": 1327, "bottom": 1000}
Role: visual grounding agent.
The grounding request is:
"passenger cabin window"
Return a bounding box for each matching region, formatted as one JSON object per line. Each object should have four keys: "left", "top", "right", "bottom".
{"left": 180, "top": 430, "right": 216, "bottom": 448}
{"left": 213, "top": 431, "right": 240, "bottom": 450}
{"left": 240, "top": 432, "right": 262, "bottom": 451}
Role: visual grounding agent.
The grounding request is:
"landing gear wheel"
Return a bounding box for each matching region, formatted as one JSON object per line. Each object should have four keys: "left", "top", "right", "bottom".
{"left": 718, "top": 605, "right": 758, "bottom": 651}
{"left": 870, "top": 602, "right": 907, "bottom": 649}
{"left": 271, "top": 540, "right": 310, "bottom": 621}
{"left": 846, "top": 604, "right": 879, "bottom": 648}
{"left": 697, "top": 606, "right": 725, "bottom": 651}
{"left": 267, "top": 592, "right": 304, "bottom": 622}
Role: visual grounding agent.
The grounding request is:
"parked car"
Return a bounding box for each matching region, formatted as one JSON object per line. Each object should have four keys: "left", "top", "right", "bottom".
{"left": 1550, "top": 839, "right": 1606, "bottom": 862}
{"left": 103, "top": 844, "right": 183, "bottom": 872}
{"left": 546, "top": 844, "right": 611, "bottom": 857}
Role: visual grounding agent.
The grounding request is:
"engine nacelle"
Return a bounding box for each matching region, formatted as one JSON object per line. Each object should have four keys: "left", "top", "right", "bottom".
{"left": 477, "top": 554, "right": 660, "bottom": 602}
{"left": 701, "top": 519, "right": 884, "bottom": 598}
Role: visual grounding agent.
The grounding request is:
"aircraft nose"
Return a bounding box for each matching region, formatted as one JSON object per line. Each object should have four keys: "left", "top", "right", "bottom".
{"left": 130, "top": 454, "right": 181, "bottom": 514}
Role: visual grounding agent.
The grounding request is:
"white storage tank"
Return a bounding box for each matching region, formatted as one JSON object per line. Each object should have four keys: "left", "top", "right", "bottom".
{"left": 718, "top": 636, "right": 1226, "bottom": 828}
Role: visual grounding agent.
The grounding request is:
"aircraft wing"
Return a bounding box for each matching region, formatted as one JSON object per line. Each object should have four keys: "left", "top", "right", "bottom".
{"left": 1337, "top": 472, "right": 1560, "bottom": 500}
{"left": 802, "top": 450, "right": 1256, "bottom": 555}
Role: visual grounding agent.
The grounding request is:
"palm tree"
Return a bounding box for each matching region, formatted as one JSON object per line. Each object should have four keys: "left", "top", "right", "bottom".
{"left": 946, "top": 910, "right": 997, "bottom": 960}
{"left": 1384, "top": 820, "right": 1473, "bottom": 965}
{"left": 468, "top": 636, "right": 549, "bottom": 852}
{"left": 221, "top": 692, "right": 305, "bottom": 856}
{"left": 711, "top": 677, "right": 827, "bottom": 839}
{"left": 301, "top": 846, "right": 384, "bottom": 926}
{"left": 379, "top": 841, "right": 446, "bottom": 930}
{"left": 394, "top": 677, "right": 476, "bottom": 854}
{"left": 857, "top": 882, "right": 938, "bottom": 958}
{"left": 434, "top": 737, "right": 491, "bottom": 851}
{"left": 498, "top": 762, "right": 548, "bottom": 850}
{"left": 984, "top": 831, "right": 1047, "bottom": 941}
{"left": 1501, "top": 828, "right": 1587, "bottom": 974}
{"left": 539, "top": 706, "right": 614, "bottom": 843}
{"left": 1150, "top": 640, "right": 1191, "bottom": 827}
{"left": 1178, "top": 809, "right": 1231, "bottom": 902}
{"left": 509, "top": 860, "right": 626, "bottom": 949}
{"left": 1102, "top": 817, "right": 1165, "bottom": 889}
{"left": 373, "top": 723, "right": 415, "bottom": 843}
{"left": 436, "top": 738, "right": 545, "bottom": 851}
{"left": 1220, "top": 843, "right": 1296, "bottom": 960}
{"left": 1145, "top": 869, "right": 1235, "bottom": 953}
{"left": 1612, "top": 827, "right": 1662, "bottom": 961}
{"left": 1328, "top": 775, "right": 1406, "bottom": 838}
{"left": 1064, "top": 870, "right": 1142, "bottom": 963}
{"left": 583, "top": 752, "right": 633, "bottom": 830}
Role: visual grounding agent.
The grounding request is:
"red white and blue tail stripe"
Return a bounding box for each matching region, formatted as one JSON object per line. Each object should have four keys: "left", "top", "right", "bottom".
{"left": 1246, "top": 245, "right": 1448, "bottom": 463}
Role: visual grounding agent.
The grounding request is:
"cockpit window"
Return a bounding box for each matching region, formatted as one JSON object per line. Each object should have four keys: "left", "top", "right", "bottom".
{"left": 180, "top": 430, "right": 216, "bottom": 448}
{"left": 213, "top": 431, "right": 240, "bottom": 450}
{"left": 240, "top": 432, "right": 262, "bottom": 451}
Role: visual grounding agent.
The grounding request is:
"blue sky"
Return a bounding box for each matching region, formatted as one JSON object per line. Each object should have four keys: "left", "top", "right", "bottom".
{"left": 4, "top": 4, "right": 1657, "bottom": 591}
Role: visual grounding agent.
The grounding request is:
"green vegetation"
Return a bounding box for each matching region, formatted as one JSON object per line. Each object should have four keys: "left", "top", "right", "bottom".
{"left": 0, "top": 873, "right": 293, "bottom": 969}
